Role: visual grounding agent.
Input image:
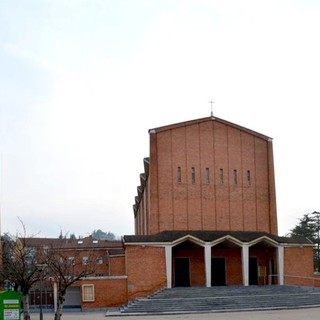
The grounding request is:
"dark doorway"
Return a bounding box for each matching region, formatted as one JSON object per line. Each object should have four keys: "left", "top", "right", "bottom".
{"left": 174, "top": 258, "right": 190, "bottom": 287}
{"left": 269, "top": 259, "right": 276, "bottom": 284}
{"left": 211, "top": 257, "right": 226, "bottom": 286}
{"left": 249, "top": 257, "right": 258, "bottom": 285}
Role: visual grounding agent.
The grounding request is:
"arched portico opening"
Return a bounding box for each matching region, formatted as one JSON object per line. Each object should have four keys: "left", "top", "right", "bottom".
{"left": 172, "top": 239, "right": 205, "bottom": 287}
{"left": 248, "top": 238, "right": 279, "bottom": 285}
{"left": 211, "top": 238, "right": 243, "bottom": 286}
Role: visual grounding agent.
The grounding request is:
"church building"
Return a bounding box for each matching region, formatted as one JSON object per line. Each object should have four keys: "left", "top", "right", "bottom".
{"left": 13, "top": 116, "right": 316, "bottom": 311}
{"left": 123, "top": 116, "right": 314, "bottom": 301}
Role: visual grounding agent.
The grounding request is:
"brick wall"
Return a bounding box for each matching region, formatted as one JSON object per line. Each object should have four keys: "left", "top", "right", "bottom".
{"left": 284, "top": 246, "right": 315, "bottom": 286}
{"left": 109, "top": 256, "right": 125, "bottom": 275}
{"left": 80, "top": 277, "right": 127, "bottom": 309}
{"left": 136, "top": 118, "right": 278, "bottom": 235}
{"left": 125, "top": 245, "right": 167, "bottom": 301}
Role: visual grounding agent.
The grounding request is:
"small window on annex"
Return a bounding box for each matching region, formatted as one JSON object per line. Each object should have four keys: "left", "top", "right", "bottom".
{"left": 82, "top": 256, "right": 89, "bottom": 265}
{"left": 68, "top": 256, "right": 75, "bottom": 266}
{"left": 96, "top": 256, "right": 103, "bottom": 265}
{"left": 82, "top": 284, "right": 95, "bottom": 302}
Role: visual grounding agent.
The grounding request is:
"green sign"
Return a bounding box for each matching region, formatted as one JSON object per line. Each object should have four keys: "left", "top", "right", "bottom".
{"left": 0, "top": 292, "right": 21, "bottom": 320}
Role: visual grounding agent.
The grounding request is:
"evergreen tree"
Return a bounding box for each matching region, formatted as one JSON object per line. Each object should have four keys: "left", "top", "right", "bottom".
{"left": 91, "top": 229, "right": 116, "bottom": 240}
{"left": 290, "top": 211, "right": 320, "bottom": 271}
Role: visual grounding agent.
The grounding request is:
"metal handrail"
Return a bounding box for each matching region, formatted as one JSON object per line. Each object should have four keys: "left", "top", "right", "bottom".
{"left": 268, "top": 274, "right": 320, "bottom": 287}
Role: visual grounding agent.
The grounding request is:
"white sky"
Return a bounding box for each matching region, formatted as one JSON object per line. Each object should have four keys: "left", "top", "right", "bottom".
{"left": 1, "top": 0, "right": 320, "bottom": 238}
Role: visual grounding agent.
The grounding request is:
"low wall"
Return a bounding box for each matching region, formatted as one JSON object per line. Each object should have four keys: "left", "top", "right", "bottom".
{"left": 80, "top": 276, "right": 127, "bottom": 309}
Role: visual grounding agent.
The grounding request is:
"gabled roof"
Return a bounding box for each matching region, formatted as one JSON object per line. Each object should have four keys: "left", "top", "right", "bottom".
{"left": 123, "top": 230, "right": 313, "bottom": 246}
{"left": 149, "top": 116, "right": 272, "bottom": 141}
{"left": 22, "top": 236, "right": 124, "bottom": 251}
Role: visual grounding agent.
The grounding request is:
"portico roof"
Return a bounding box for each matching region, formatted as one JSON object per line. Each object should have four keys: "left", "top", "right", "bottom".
{"left": 123, "top": 230, "right": 313, "bottom": 246}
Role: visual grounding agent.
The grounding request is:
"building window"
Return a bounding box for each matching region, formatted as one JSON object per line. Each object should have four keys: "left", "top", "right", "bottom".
{"left": 191, "top": 167, "right": 195, "bottom": 184}
{"left": 96, "top": 256, "right": 103, "bottom": 265}
{"left": 233, "top": 169, "right": 238, "bottom": 185}
{"left": 247, "top": 170, "right": 251, "bottom": 187}
{"left": 82, "top": 256, "right": 89, "bottom": 265}
{"left": 205, "top": 168, "right": 210, "bottom": 184}
{"left": 219, "top": 168, "right": 224, "bottom": 185}
{"left": 82, "top": 284, "right": 95, "bottom": 302}
{"left": 177, "top": 167, "right": 181, "bottom": 183}
{"left": 26, "top": 246, "right": 36, "bottom": 257}
{"left": 68, "top": 256, "right": 75, "bottom": 266}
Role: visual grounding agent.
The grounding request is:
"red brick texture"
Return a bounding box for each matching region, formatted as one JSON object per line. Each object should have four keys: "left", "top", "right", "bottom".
{"left": 110, "top": 256, "right": 125, "bottom": 275}
{"left": 135, "top": 118, "right": 278, "bottom": 236}
{"left": 284, "top": 246, "right": 315, "bottom": 286}
{"left": 80, "top": 277, "right": 127, "bottom": 309}
{"left": 125, "top": 245, "right": 167, "bottom": 301}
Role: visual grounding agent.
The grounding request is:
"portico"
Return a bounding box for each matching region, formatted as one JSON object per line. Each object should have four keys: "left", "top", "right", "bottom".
{"left": 162, "top": 232, "right": 284, "bottom": 288}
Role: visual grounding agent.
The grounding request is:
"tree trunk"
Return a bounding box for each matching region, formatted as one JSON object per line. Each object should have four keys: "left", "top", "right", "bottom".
{"left": 22, "top": 293, "right": 31, "bottom": 320}
{"left": 54, "top": 293, "right": 65, "bottom": 320}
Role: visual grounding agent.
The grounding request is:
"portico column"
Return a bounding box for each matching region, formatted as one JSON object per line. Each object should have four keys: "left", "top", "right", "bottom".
{"left": 204, "top": 243, "right": 211, "bottom": 287}
{"left": 277, "top": 245, "right": 284, "bottom": 285}
{"left": 242, "top": 243, "right": 249, "bottom": 286}
{"left": 165, "top": 245, "right": 172, "bottom": 288}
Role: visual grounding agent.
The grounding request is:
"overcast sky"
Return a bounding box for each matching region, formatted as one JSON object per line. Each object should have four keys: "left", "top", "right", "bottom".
{"left": 1, "top": 0, "right": 320, "bottom": 238}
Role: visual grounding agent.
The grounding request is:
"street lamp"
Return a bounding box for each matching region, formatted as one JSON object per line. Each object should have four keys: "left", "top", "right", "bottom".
{"left": 36, "top": 264, "right": 47, "bottom": 320}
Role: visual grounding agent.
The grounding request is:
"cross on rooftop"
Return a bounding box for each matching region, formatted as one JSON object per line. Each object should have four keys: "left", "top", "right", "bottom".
{"left": 209, "top": 100, "right": 215, "bottom": 117}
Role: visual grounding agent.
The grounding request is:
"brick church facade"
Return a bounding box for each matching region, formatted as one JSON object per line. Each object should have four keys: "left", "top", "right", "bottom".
{"left": 123, "top": 116, "right": 314, "bottom": 301}
{"left": 133, "top": 116, "right": 277, "bottom": 235}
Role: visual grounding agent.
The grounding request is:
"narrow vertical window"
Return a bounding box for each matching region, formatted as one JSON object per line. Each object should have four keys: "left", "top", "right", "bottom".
{"left": 205, "top": 168, "right": 210, "bottom": 184}
{"left": 247, "top": 170, "right": 251, "bottom": 187}
{"left": 191, "top": 167, "right": 195, "bottom": 184}
{"left": 219, "top": 168, "right": 224, "bottom": 185}
{"left": 233, "top": 169, "right": 238, "bottom": 185}
{"left": 177, "top": 167, "right": 181, "bottom": 183}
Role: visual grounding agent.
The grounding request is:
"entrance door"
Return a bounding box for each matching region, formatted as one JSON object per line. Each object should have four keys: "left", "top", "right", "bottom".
{"left": 174, "top": 258, "right": 190, "bottom": 287}
{"left": 249, "top": 257, "right": 258, "bottom": 285}
{"left": 211, "top": 257, "right": 226, "bottom": 286}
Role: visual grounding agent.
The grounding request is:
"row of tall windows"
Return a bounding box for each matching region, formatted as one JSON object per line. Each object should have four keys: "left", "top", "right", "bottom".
{"left": 177, "top": 167, "right": 251, "bottom": 187}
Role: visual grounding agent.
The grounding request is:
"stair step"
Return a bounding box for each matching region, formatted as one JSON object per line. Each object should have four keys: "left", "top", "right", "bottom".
{"left": 107, "top": 286, "right": 320, "bottom": 316}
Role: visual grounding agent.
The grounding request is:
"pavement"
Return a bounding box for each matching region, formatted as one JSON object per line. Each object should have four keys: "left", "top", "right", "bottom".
{"left": 37, "top": 307, "right": 320, "bottom": 320}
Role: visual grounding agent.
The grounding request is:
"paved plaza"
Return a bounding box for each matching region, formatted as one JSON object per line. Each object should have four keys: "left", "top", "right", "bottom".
{"left": 37, "top": 308, "right": 320, "bottom": 320}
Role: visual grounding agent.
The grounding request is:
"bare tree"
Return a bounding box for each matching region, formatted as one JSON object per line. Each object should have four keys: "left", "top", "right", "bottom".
{"left": 45, "top": 240, "right": 96, "bottom": 320}
{"left": 0, "top": 220, "right": 45, "bottom": 320}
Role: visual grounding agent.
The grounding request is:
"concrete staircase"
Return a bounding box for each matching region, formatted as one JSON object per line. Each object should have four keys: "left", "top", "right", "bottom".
{"left": 106, "top": 286, "right": 320, "bottom": 316}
